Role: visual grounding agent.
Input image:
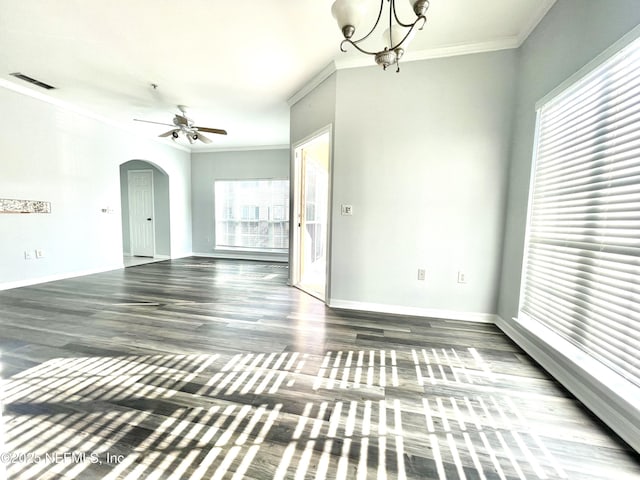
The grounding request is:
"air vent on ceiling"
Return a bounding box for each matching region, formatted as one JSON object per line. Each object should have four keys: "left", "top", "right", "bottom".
{"left": 9, "top": 72, "right": 56, "bottom": 90}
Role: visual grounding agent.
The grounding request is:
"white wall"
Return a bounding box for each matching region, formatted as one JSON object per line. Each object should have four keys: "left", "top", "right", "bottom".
{"left": 328, "top": 51, "right": 517, "bottom": 321}
{"left": 0, "top": 86, "right": 191, "bottom": 289}
{"left": 191, "top": 148, "right": 289, "bottom": 261}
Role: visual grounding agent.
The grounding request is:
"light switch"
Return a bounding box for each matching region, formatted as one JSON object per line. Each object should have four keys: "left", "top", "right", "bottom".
{"left": 341, "top": 204, "right": 353, "bottom": 215}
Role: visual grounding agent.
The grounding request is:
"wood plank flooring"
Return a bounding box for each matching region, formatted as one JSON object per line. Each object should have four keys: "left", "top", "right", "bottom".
{"left": 0, "top": 257, "right": 638, "bottom": 479}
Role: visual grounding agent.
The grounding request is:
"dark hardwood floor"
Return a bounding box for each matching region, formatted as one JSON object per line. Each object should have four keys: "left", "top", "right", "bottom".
{"left": 0, "top": 257, "right": 638, "bottom": 479}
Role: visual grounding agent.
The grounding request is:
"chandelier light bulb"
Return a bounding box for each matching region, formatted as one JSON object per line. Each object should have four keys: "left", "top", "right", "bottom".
{"left": 383, "top": 25, "right": 415, "bottom": 49}
{"left": 331, "top": 0, "right": 368, "bottom": 39}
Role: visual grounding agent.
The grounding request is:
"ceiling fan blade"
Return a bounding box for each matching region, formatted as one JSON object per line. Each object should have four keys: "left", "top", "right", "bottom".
{"left": 159, "top": 129, "right": 179, "bottom": 138}
{"left": 195, "top": 132, "right": 212, "bottom": 144}
{"left": 134, "top": 119, "right": 175, "bottom": 127}
{"left": 195, "top": 127, "right": 228, "bottom": 135}
{"left": 186, "top": 133, "right": 195, "bottom": 144}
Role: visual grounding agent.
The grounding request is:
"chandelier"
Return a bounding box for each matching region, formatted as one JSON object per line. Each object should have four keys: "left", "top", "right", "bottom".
{"left": 331, "top": 0, "right": 430, "bottom": 72}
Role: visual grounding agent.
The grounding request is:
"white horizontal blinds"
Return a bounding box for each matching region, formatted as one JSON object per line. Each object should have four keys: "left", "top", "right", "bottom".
{"left": 521, "top": 37, "right": 640, "bottom": 388}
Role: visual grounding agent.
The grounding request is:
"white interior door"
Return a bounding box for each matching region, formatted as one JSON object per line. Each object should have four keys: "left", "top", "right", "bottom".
{"left": 128, "top": 170, "right": 155, "bottom": 257}
{"left": 293, "top": 130, "right": 330, "bottom": 300}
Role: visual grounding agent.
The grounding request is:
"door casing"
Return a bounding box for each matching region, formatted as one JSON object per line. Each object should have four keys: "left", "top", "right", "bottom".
{"left": 290, "top": 125, "right": 333, "bottom": 302}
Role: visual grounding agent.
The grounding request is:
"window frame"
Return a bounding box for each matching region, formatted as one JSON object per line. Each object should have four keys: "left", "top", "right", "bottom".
{"left": 213, "top": 178, "right": 290, "bottom": 253}
{"left": 516, "top": 28, "right": 640, "bottom": 410}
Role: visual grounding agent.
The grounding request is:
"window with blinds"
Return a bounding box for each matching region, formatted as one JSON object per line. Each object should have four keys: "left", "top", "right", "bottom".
{"left": 519, "top": 35, "right": 640, "bottom": 389}
{"left": 214, "top": 179, "right": 290, "bottom": 251}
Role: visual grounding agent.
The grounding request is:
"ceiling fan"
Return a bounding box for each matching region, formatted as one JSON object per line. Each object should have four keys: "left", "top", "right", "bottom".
{"left": 134, "top": 105, "right": 227, "bottom": 144}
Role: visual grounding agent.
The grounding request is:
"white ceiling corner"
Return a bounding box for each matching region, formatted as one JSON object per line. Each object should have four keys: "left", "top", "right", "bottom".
{"left": 516, "top": 0, "right": 557, "bottom": 45}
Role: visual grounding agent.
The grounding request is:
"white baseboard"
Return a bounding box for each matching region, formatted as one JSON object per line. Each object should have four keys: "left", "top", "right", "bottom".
{"left": 192, "top": 251, "right": 288, "bottom": 263}
{"left": 124, "top": 253, "right": 170, "bottom": 260}
{"left": 169, "top": 252, "right": 193, "bottom": 260}
{"left": 0, "top": 263, "right": 125, "bottom": 291}
{"left": 495, "top": 315, "right": 640, "bottom": 453}
{"left": 328, "top": 299, "right": 497, "bottom": 323}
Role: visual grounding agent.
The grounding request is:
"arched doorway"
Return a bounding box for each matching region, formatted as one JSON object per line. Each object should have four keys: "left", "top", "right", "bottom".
{"left": 119, "top": 160, "right": 171, "bottom": 267}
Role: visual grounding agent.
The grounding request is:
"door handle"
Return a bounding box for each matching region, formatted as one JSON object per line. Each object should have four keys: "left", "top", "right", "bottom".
{"left": 147, "top": 218, "right": 152, "bottom": 221}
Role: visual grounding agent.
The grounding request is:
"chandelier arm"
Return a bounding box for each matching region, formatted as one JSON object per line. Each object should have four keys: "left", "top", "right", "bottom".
{"left": 349, "top": 0, "right": 386, "bottom": 46}
{"left": 392, "top": 13, "right": 417, "bottom": 28}
{"left": 391, "top": 0, "right": 412, "bottom": 28}
{"left": 389, "top": 15, "right": 426, "bottom": 50}
{"left": 392, "top": 0, "right": 427, "bottom": 27}
{"left": 391, "top": 1, "right": 400, "bottom": 73}
{"left": 333, "top": 0, "right": 429, "bottom": 72}
{"left": 340, "top": 38, "right": 380, "bottom": 56}
{"left": 389, "top": 0, "right": 394, "bottom": 47}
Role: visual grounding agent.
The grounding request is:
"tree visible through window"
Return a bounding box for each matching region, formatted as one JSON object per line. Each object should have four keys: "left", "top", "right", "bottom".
{"left": 214, "top": 180, "right": 289, "bottom": 251}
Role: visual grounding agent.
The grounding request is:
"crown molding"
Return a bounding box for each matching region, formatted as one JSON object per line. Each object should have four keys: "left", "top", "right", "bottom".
{"left": 334, "top": 37, "right": 521, "bottom": 70}
{"left": 287, "top": 61, "right": 337, "bottom": 107}
{"left": 292, "top": 2, "right": 556, "bottom": 95}
{"left": 286, "top": 37, "right": 521, "bottom": 116}
{"left": 192, "top": 144, "right": 290, "bottom": 154}
{"left": 0, "top": 78, "right": 190, "bottom": 153}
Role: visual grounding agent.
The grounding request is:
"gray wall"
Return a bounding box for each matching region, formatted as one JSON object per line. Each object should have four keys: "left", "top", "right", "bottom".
{"left": 0, "top": 86, "right": 191, "bottom": 289}
{"left": 290, "top": 73, "right": 337, "bottom": 146}
{"left": 495, "top": 0, "right": 640, "bottom": 450}
{"left": 120, "top": 160, "right": 171, "bottom": 257}
{"left": 328, "top": 51, "right": 517, "bottom": 319}
{"left": 191, "top": 149, "right": 289, "bottom": 258}
{"left": 497, "top": 0, "right": 640, "bottom": 322}
{"left": 289, "top": 72, "right": 338, "bottom": 285}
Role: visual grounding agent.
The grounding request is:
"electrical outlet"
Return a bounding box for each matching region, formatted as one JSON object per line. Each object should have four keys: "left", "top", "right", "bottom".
{"left": 417, "top": 268, "right": 426, "bottom": 281}
{"left": 457, "top": 271, "right": 467, "bottom": 283}
{"left": 24, "top": 250, "right": 33, "bottom": 260}
{"left": 35, "top": 249, "right": 44, "bottom": 259}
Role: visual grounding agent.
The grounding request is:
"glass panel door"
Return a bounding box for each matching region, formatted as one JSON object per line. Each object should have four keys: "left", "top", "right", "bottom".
{"left": 295, "top": 131, "right": 330, "bottom": 300}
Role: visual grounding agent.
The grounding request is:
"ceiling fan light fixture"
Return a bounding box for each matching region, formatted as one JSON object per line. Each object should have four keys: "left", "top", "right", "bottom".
{"left": 333, "top": 0, "right": 429, "bottom": 72}
{"left": 134, "top": 106, "right": 227, "bottom": 145}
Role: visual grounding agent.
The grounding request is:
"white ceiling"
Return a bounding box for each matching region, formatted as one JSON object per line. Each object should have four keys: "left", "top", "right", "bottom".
{"left": 0, "top": 0, "right": 555, "bottom": 151}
